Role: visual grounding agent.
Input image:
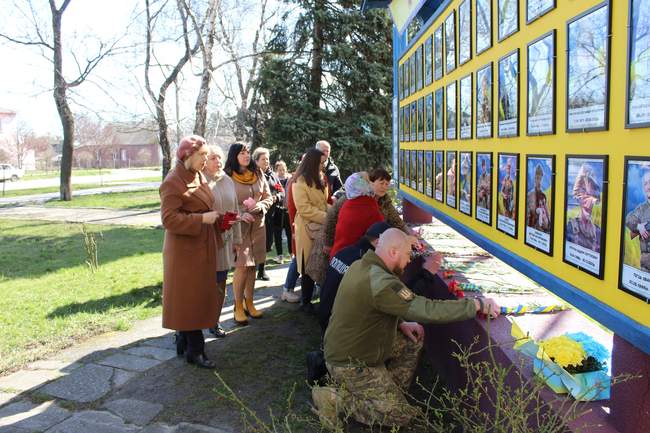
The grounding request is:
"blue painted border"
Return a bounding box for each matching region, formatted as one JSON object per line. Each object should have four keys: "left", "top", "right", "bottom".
{"left": 399, "top": 0, "right": 453, "bottom": 61}
{"left": 398, "top": 190, "right": 650, "bottom": 355}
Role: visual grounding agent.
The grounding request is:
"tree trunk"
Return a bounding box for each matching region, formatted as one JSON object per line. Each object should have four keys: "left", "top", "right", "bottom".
{"left": 51, "top": 4, "right": 74, "bottom": 201}
{"left": 158, "top": 94, "right": 172, "bottom": 180}
{"left": 309, "top": 0, "right": 325, "bottom": 110}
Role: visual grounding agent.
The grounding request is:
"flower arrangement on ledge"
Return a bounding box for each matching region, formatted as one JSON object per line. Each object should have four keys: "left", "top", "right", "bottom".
{"left": 512, "top": 323, "right": 612, "bottom": 401}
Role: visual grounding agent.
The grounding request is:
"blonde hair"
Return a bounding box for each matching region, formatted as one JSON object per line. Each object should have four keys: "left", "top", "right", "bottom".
{"left": 206, "top": 145, "right": 224, "bottom": 160}
{"left": 275, "top": 160, "right": 287, "bottom": 171}
{"left": 252, "top": 146, "right": 270, "bottom": 162}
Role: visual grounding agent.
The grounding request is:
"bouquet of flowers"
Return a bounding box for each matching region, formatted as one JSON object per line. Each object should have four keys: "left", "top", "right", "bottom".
{"left": 219, "top": 211, "right": 239, "bottom": 231}
{"left": 512, "top": 323, "right": 611, "bottom": 401}
{"left": 274, "top": 182, "right": 284, "bottom": 193}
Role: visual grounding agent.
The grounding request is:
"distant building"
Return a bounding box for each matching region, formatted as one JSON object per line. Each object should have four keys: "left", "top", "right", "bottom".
{"left": 74, "top": 124, "right": 160, "bottom": 169}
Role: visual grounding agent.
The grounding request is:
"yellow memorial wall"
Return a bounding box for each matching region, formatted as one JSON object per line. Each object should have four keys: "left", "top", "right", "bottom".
{"left": 396, "top": 0, "right": 650, "bottom": 337}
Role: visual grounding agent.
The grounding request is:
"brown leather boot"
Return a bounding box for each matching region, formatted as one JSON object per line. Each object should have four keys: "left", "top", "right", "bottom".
{"left": 233, "top": 300, "right": 248, "bottom": 325}
{"left": 243, "top": 296, "right": 263, "bottom": 318}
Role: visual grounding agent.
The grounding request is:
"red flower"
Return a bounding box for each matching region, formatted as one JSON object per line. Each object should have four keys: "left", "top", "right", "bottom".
{"left": 447, "top": 280, "right": 465, "bottom": 298}
{"left": 274, "top": 183, "right": 284, "bottom": 193}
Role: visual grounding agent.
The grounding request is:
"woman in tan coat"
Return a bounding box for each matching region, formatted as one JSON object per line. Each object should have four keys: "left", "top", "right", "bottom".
{"left": 224, "top": 143, "right": 273, "bottom": 324}
{"left": 160, "top": 135, "right": 232, "bottom": 369}
{"left": 203, "top": 145, "right": 242, "bottom": 337}
{"left": 292, "top": 148, "right": 329, "bottom": 313}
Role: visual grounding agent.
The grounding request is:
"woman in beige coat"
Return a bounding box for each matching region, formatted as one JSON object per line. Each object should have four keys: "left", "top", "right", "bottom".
{"left": 292, "top": 148, "right": 329, "bottom": 313}
{"left": 160, "top": 135, "right": 232, "bottom": 369}
{"left": 224, "top": 143, "right": 273, "bottom": 324}
{"left": 203, "top": 145, "right": 242, "bottom": 337}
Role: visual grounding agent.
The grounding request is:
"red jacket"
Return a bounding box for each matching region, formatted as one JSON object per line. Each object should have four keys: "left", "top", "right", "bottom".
{"left": 330, "top": 196, "right": 384, "bottom": 258}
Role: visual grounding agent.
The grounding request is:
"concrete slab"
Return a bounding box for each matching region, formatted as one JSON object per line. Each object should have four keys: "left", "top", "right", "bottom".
{"left": 40, "top": 364, "right": 114, "bottom": 403}
{"left": 0, "top": 393, "right": 16, "bottom": 408}
{"left": 0, "top": 370, "right": 63, "bottom": 393}
{"left": 45, "top": 410, "right": 139, "bottom": 433}
{"left": 175, "top": 423, "right": 232, "bottom": 433}
{"left": 111, "top": 369, "right": 137, "bottom": 389}
{"left": 0, "top": 400, "right": 70, "bottom": 431}
{"left": 137, "top": 424, "right": 175, "bottom": 433}
{"left": 96, "top": 354, "right": 162, "bottom": 372}
{"left": 103, "top": 399, "right": 163, "bottom": 426}
{"left": 124, "top": 346, "right": 177, "bottom": 362}
{"left": 26, "top": 360, "right": 81, "bottom": 372}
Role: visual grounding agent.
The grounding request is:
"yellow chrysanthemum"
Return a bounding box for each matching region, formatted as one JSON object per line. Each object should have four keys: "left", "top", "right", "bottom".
{"left": 539, "top": 335, "right": 586, "bottom": 368}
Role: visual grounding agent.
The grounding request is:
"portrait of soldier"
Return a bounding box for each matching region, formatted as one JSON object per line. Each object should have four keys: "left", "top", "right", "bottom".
{"left": 477, "top": 157, "right": 491, "bottom": 209}
{"left": 566, "top": 163, "right": 602, "bottom": 252}
{"left": 447, "top": 155, "right": 456, "bottom": 198}
{"left": 625, "top": 169, "right": 650, "bottom": 272}
{"left": 526, "top": 163, "right": 551, "bottom": 233}
{"left": 460, "top": 154, "right": 471, "bottom": 203}
{"left": 500, "top": 158, "right": 515, "bottom": 219}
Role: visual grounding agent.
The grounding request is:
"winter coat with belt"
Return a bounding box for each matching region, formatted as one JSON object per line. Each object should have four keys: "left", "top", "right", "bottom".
{"left": 292, "top": 176, "right": 328, "bottom": 274}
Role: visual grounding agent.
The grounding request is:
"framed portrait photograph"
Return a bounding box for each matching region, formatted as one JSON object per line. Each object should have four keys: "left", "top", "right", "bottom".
{"left": 446, "top": 151, "right": 458, "bottom": 208}
{"left": 527, "top": 31, "right": 556, "bottom": 136}
{"left": 426, "top": 93, "right": 434, "bottom": 141}
{"left": 563, "top": 155, "right": 608, "bottom": 279}
{"left": 418, "top": 150, "right": 425, "bottom": 193}
{"left": 476, "top": 152, "right": 493, "bottom": 225}
{"left": 626, "top": 0, "right": 650, "bottom": 128}
{"left": 426, "top": 151, "right": 434, "bottom": 197}
{"left": 416, "top": 44, "right": 423, "bottom": 91}
{"left": 446, "top": 81, "right": 457, "bottom": 140}
{"left": 527, "top": 0, "right": 555, "bottom": 24}
{"left": 404, "top": 59, "right": 410, "bottom": 98}
{"left": 525, "top": 155, "right": 555, "bottom": 255}
{"left": 459, "top": 0, "right": 472, "bottom": 65}
{"left": 435, "top": 150, "right": 444, "bottom": 202}
{"left": 398, "top": 64, "right": 403, "bottom": 100}
{"left": 459, "top": 151, "right": 473, "bottom": 216}
{"left": 398, "top": 107, "right": 403, "bottom": 142}
{"left": 410, "top": 54, "right": 417, "bottom": 95}
{"left": 566, "top": 3, "right": 611, "bottom": 132}
{"left": 434, "top": 25, "right": 444, "bottom": 80}
{"left": 435, "top": 87, "right": 444, "bottom": 140}
{"left": 410, "top": 150, "right": 418, "bottom": 189}
{"left": 476, "top": 63, "right": 493, "bottom": 138}
{"left": 619, "top": 157, "right": 650, "bottom": 302}
{"left": 425, "top": 36, "right": 433, "bottom": 87}
{"left": 498, "top": 0, "right": 519, "bottom": 42}
{"left": 497, "top": 153, "right": 519, "bottom": 238}
{"left": 404, "top": 106, "right": 410, "bottom": 142}
{"left": 476, "top": 0, "right": 492, "bottom": 55}
{"left": 417, "top": 97, "right": 425, "bottom": 141}
{"left": 399, "top": 149, "right": 404, "bottom": 184}
{"left": 460, "top": 73, "right": 473, "bottom": 139}
{"left": 445, "top": 11, "right": 457, "bottom": 74}
{"left": 498, "top": 49, "right": 519, "bottom": 138}
{"left": 410, "top": 101, "right": 417, "bottom": 141}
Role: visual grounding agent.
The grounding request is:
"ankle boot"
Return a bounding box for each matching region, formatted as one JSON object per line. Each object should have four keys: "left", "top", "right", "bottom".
{"left": 257, "top": 263, "right": 270, "bottom": 281}
{"left": 244, "top": 296, "right": 263, "bottom": 318}
{"left": 234, "top": 300, "right": 248, "bottom": 325}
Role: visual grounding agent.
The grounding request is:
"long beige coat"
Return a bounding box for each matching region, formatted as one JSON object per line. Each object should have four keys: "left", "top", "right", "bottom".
{"left": 232, "top": 171, "right": 273, "bottom": 266}
{"left": 293, "top": 177, "right": 328, "bottom": 274}
{"left": 205, "top": 172, "right": 242, "bottom": 272}
{"left": 160, "top": 162, "right": 223, "bottom": 331}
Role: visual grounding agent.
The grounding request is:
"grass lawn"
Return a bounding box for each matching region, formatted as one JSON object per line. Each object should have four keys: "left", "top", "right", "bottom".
{"left": 1, "top": 178, "right": 160, "bottom": 198}
{"left": 22, "top": 169, "right": 111, "bottom": 180}
{"left": 0, "top": 219, "right": 164, "bottom": 375}
{"left": 45, "top": 188, "right": 161, "bottom": 210}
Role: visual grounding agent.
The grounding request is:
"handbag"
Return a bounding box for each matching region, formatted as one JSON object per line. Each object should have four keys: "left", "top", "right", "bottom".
{"left": 305, "top": 222, "right": 322, "bottom": 240}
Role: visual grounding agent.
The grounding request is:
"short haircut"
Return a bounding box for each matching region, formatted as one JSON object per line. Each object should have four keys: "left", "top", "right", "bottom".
{"left": 368, "top": 167, "right": 391, "bottom": 182}
{"left": 206, "top": 145, "right": 224, "bottom": 160}
{"left": 252, "top": 146, "right": 270, "bottom": 161}
{"left": 315, "top": 140, "right": 330, "bottom": 151}
{"left": 275, "top": 160, "right": 287, "bottom": 171}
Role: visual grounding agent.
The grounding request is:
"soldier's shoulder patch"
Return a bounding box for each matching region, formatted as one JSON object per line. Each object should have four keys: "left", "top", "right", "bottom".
{"left": 396, "top": 287, "right": 415, "bottom": 302}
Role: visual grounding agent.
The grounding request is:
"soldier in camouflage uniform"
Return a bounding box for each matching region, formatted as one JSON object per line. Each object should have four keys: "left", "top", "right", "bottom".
{"left": 314, "top": 229, "right": 500, "bottom": 428}
{"left": 625, "top": 170, "right": 650, "bottom": 271}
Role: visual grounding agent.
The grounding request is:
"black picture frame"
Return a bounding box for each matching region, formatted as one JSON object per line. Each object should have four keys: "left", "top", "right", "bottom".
{"left": 426, "top": 150, "right": 434, "bottom": 198}
{"left": 416, "top": 44, "right": 423, "bottom": 91}
{"left": 404, "top": 58, "right": 410, "bottom": 98}
{"left": 498, "top": 48, "right": 519, "bottom": 138}
{"left": 446, "top": 81, "right": 457, "bottom": 140}
{"left": 476, "top": 62, "right": 493, "bottom": 139}
{"left": 562, "top": 154, "right": 609, "bottom": 279}
{"left": 410, "top": 150, "right": 418, "bottom": 189}
{"left": 426, "top": 92, "right": 434, "bottom": 141}
{"left": 418, "top": 97, "right": 425, "bottom": 141}
{"left": 398, "top": 106, "right": 403, "bottom": 142}
{"left": 566, "top": 2, "right": 611, "bottom": 133}
{"left": 527, "top": 30, "right": 556, "bottom": 136}
{"left": 425, "top": 35, "right": 433, "bottom": 87}
{"left": 434, "top": 25, "right": 444, "bottom": 81}
{"left": 445, "top": 10, "right": 457, "bottom": 75}
{"left": 417, "top": 150, "right": 425, "bottom": 193}
{"left": 446, "top": 150, "right": 458, "bottom": 209}
{"left": 498, "top": 0, "right": 519, "bottom": 42}
{"left": 476, "top": 152, "right": 493, "bottom": 226}
{"left": 399, "top": 149, "right": 404, "bottom": 185}
{"left": 435, "top": 87, "right": 444, "bottom": 140}
{"left": 410, "top": 53, "right": 417, "bottom": 95}
{"left": 459, "top": 151, "right": 473, "bottom": 216}
{"left": 410, "top": 101, "right": 417, "bottom": 141}
{"left": 526, "top": 0, "right": 556, "bottom": 25}
{"left": 496, "top": 152, "right": 520, "bottom": 238}
{"left": 524, "top": 154, "right": 556, "bottom": 256}
{"left": 618, "top": 156, "right": 650, "bottom": 303}
{"left": 476, "top": 0, "right": 492, "bottom": 56}
{"left": 435, "top": 150, "right": 444, "bottom": 202}
{"left": 625, "top": 0, "right": 650, "bottom": 129}
{"left": 404, "top": 106, "right": 410, "bottom": 142}
{"left": 459, "top": 0, "right": 472, "bottom": 66}
{"left": 460, "top": 73, "right": 473, "bottom": 139}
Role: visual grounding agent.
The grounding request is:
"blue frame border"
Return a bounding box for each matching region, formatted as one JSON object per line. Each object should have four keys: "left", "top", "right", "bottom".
{"left": 397, "top": 190, "right": 650, "bottom": 355}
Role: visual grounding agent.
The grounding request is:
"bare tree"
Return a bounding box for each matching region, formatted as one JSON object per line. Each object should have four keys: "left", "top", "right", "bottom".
{"left": 0, "top": 0, "right": 120, "bottom": 200}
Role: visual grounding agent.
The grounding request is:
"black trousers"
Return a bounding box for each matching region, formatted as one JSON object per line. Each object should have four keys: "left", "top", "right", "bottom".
{"left": 272, "top": 209, "right": 291, "bottom": 256}
{"left": 181, "top": 330, "right": 205, "bottom": 356}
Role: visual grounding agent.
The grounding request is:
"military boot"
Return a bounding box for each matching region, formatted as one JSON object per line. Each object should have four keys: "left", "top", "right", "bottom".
{"left": 311, "top": 386, "right": 342, "bottom": 431}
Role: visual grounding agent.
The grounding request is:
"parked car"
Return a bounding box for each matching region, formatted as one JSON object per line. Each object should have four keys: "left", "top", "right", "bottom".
{"left": 0, "top": 164, "right": 24, "bottom": 182}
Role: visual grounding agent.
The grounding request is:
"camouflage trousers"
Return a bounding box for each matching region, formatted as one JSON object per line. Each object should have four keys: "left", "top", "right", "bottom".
{"left": 326, "top": 332, "right": 424, "bottom": 427}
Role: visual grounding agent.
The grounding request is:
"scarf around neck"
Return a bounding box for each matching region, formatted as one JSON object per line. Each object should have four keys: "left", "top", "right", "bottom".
{"left": 232, "top": 169, "right": 257, "bottom": 185}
